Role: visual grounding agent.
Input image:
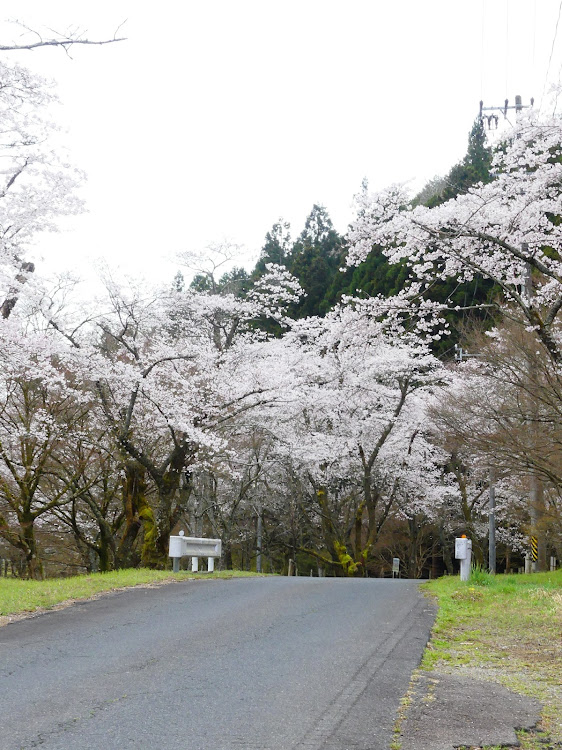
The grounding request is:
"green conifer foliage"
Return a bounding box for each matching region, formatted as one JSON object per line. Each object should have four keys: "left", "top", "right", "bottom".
{"left": 431, "top": 118, "right": 493, "bottom": 205}
{"left": 288, "top": 205, "right": 344, "bottom": 318}
{"left": 254, "top": 220, "right": 292, "bottom": 276}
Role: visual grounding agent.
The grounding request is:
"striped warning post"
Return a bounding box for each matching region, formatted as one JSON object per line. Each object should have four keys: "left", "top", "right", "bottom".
{"left": 530, "top": 536, "right": 538, "bottom": 562}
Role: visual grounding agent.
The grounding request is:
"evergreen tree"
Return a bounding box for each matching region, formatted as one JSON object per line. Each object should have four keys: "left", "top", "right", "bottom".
{"left": 416, "top": 118, "right": 493, "bottom": 207}
{"left": 254, "top": 219, "right": 292, "bottom": 275}
{"left": 190, "top": 266, "right": 250, "bottom": 297}
{"left": 287, "top": 205, "right": 345, "bottom": 318}
{"left": 173, "top": 271, "right": 185, "bottom": 292}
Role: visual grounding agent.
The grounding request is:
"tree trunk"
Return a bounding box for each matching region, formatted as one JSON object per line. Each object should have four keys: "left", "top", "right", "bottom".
{"left": 407, "top": 517, "right": 418, "bottom": 579}
{"left": 20, "top": 514, "right": 42, "bottom": 580}
{"left": 115, "top": 462, "right": 146, "bottom": 568}
{"left": 223, "top": 541, "right": 233, "bottom": 570}
{"left": 440, "top": 524, "right": 454, "bottom": 576}
{"left": 315, "top": 486, "right": 346, "bottom": 573}
{"left": 148, "top": 449, "right": 195, "bottom": 568}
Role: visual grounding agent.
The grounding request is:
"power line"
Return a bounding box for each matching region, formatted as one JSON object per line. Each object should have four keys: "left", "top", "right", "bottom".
{"left": 505, "top": 0, "right": 510, "bottom": 98}
{"left": 541, "top": 0, "right": 562, "bottom": 110}
{"left": 480, "top": 0, "right": 486, "bottom": 101}
{"left": 532, "top": 0, "right": 537, "bottom": 80}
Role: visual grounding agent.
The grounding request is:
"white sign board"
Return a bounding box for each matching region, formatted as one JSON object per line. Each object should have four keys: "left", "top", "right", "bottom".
{"left": 455, "top": 537, "right": 471, "bottom": 560}
{"left": 168, "top": 535, "right": 222, "bottom": 558}
{"left": 392, "top": 557, "right": 400, "bottom": 573}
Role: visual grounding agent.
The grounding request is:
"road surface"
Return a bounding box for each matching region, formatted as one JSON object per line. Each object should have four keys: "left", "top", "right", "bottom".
{"left": 0, "top": 577, "right": 435, "bottom": 749}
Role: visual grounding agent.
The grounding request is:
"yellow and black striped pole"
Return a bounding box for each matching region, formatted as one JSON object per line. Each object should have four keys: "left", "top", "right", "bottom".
{"left": 530, "top": 536, "right": 538, "bottom": 563}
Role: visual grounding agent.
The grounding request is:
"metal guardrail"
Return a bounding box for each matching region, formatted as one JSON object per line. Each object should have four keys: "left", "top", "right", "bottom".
{"left": 168, "top": 532, "right": 222, "bottom": 572}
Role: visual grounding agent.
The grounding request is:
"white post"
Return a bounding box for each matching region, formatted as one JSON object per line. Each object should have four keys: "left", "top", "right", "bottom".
{"left": 460, "top": 554, "right": 471, "bottom": 582}
{"left": 208, "top": 556, "right": 215, "bottom": 573}
{"left": 489, "top": 470, "right": 496, "bottom": 574}
{"left": 192, "top": 556, "right": 199, "bottom": 572}
{"left": 551, "top": 556, "right": 557, "bottom": 572}
{"left": 169, "top": 533, "right": 184, "bottom": 573}
{"left": 455, "top": 537, "right": 472, "bottom": 582}
{"left": 525, "top": 554, "right": 532, "bottom": 574}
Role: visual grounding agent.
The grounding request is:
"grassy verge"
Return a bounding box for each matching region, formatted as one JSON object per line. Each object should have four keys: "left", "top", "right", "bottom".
{"left": 0, "top": 568, "right": 262, "bottom": 620}
{"left": 418, "top": 569, "right": 562, "bottom": 750}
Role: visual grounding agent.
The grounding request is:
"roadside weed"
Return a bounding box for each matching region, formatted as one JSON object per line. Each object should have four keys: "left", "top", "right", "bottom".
{"left": 0, "top": 568, "right": 265, "bottom": 618}
{"left": 421, "top": 570, "right": 562, "bottom": 744}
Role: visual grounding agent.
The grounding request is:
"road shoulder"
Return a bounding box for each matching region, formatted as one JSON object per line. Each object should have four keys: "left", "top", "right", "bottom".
{"left": 397, "top": 669, "right": 542, "bottom": 750}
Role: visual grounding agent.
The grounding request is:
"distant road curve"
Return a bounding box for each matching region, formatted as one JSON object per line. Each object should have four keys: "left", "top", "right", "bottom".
{"left": 0, "top": 577, "right": 435, "bottom": 750}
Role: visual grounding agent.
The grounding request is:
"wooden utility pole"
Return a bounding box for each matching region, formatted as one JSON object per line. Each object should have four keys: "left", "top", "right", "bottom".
{"left": 489, "top": 469, "right": 496, "bottom": 574}
{"left": 523, "top": 249, "right": 547, "bottom": 572}
{"left": 479, "top": 95, "right": 533, "bottom": 129}
{"left": 256, "top": 509, "right": 263, "bottom": 574}
{"left": 455, "top": 346, "right": 497, "bottom": 574}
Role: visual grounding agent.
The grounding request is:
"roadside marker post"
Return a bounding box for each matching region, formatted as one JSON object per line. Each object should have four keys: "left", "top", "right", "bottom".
{"left": 168, "top": 531, "right": 222, "bottom": 573}
{"left": 455, "top": 535, "right": 472, "bottom": 582}
{"left": 530, "top": 536, "right": 538, "bottom": 563}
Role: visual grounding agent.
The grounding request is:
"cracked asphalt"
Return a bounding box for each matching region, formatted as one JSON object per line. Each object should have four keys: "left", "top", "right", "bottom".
{"left": 0, "top": 577, "right": 435, "bottom": 749}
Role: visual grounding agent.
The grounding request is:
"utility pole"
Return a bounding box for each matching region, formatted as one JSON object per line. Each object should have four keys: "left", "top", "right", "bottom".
{"left": 479, "top": 95, "right": 533, "bottom": 130}
{"left": 522, "top": 246, "right": 546, "bottom": 572}
{"left": 454, "top": 344, "right": 480, "bottom": 362}
{"left": 489, "top": 469, "right": 496, "bottom": 574}
{"left": 455, "top": 345, "right": 497, "bottom": 573}
{"left": 256, "top": 508, "right": 263, "bottom": 574}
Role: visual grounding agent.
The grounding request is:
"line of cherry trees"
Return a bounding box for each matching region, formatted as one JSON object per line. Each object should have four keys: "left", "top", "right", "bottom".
{"left": 1, "top": 48, "right": 561, "bottom": 578}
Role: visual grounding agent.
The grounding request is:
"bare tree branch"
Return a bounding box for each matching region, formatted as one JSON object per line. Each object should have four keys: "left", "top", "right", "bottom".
{"left": 0, "top": 21, "right": 127, "bottom": 53}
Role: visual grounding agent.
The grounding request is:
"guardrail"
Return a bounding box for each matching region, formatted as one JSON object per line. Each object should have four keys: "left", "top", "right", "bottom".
{"left": 168, "top": 531, "right": 222, "bottom": 572}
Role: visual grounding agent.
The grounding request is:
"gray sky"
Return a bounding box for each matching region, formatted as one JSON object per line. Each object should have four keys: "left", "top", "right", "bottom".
{"left": 1, "top": 0, "right": 561, "bottom": 286}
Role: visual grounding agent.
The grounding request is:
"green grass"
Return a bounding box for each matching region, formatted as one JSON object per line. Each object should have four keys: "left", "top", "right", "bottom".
{"left": 420, "top": 569, "right": 562, "bottom": 748}
{"left": 0, "top": 568, "right": 263, "bottom": 618}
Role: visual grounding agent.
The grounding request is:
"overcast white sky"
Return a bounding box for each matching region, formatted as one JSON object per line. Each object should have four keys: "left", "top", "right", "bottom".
{"left": 1, "top": 0, "right": 561, "bottom": 286}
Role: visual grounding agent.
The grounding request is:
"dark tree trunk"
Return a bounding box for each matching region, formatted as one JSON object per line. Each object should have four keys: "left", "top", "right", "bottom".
{"left": 440, "top": 524, "right": 454, "bottom": 576}
{"left": 115, "top": 462, "right": 146, "bottom": 568}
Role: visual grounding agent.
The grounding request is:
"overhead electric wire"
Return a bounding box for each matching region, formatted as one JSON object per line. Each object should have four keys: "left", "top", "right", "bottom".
{"left": 541, "top": 0, "right": 562, "bottom": 111}
{"left": 480, "top": 0, "right": 486, "bottom": 102}
{"left": 505, "top": 0, "right": 510, "bottom": 98}
{"left": 532, "top": 0, "right": 537, "bottom": 80}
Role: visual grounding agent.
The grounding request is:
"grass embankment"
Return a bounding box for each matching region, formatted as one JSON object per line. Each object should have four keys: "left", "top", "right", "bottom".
{"left": 419, "top": 569, "right": 562, "bottom": 750}
{"left": 0, "top": 568, "right": 260, "bottom": 621}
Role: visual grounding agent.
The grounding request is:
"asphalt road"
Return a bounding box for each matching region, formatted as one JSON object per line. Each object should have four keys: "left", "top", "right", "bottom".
{"left": 0, "top": 577, "right": 436, "bottom": 750}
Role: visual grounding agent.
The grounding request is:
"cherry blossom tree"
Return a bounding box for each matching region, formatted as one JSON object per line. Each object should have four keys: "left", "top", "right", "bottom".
{"left": 0, "top": 57, "right": 83, "bottom": 318}
{"left": 346, "top": 109, "right": 562, "bottom": 572}
{"left": 258, "top": 297, "right": 447, "bottom": 575}
{"left": 45, "top": 428, "right": 134, "bottom": 573}
{"left": 40, "top": 261, "right": 305, "bottom": 569}
{"left": 347, "top": 110, "right": 562, "bottom": 362}
{"left": 0, "top": 320, "right": 94, "bottom": 578}
{"left": 185, "top": 426, "right": 280, "bottom": 571}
